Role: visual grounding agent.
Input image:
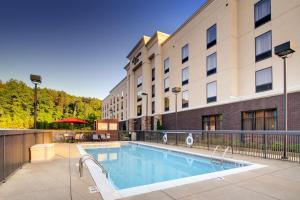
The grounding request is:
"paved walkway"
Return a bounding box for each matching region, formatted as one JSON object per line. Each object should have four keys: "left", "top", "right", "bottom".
{"left": 0, "top": 142, "right": 299, "bottom": 200}
{"left": 0, "top": 143, "right": 102, "bottom": 200}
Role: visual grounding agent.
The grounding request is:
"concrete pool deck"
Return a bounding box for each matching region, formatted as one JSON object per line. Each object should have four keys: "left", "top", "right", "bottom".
{"left": 0, "top": 142, "right": 299, "bottom": 200}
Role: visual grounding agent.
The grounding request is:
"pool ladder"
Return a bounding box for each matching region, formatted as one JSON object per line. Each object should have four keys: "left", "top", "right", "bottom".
{"left": 79, "top": 154, "right": 108, "bottom": 178}
{"left": 211, "top": 146, "right": 231, "bottom": 164}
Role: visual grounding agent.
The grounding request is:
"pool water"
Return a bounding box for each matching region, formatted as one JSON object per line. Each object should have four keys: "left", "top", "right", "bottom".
{"left": 85, "top": 143, "right": 248, "bottom": 190}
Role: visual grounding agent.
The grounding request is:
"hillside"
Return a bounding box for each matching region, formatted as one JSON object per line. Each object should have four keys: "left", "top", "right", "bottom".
{"left": 0, "top": 79, "right": 102, "bottom": 129}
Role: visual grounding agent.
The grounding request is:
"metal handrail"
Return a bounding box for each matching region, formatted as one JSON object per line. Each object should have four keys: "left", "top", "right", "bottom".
{"left": 211, "top": 145, "right": 220, "bottom": 160}
{"left": 79, "top": 155, "right": 108, "bottom": 178}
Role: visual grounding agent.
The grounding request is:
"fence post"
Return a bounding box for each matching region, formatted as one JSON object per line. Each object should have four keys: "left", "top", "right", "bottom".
{"left": 264, "top": 133, "right": 267, "bottom": 158}
{"left": 206, "top": 132, "right": 209, "bottom": 150}
{"left": 231, "top": 133, "right": 234, "bottom": 154}
{"left": 3, "top": 135, "right": 5, "bottom": 183}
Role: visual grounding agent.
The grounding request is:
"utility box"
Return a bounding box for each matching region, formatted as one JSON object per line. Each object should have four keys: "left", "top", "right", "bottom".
{"left": 30, "top": 144, "right": 55, "bottom": 162}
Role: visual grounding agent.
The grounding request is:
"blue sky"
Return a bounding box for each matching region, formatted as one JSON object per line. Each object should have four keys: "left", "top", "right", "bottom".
{"left": 0, "top": 0, "right": 206, "bottom": 99}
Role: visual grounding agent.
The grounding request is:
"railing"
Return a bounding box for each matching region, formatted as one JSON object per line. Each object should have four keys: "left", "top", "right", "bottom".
{"left": 127, "top": 130, "right": 300, "bottom": 163}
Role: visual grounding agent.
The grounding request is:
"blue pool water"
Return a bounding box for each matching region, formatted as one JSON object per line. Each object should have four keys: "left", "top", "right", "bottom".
{"left": 85, "top": 143, "right": 247, "bottom": 190}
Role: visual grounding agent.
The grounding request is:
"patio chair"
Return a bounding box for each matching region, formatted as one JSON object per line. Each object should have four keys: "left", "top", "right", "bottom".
{"left": 100, "top": 134, "right": 107, "bottom": 141}
{"left": 75, "top": 133, "right": 84, "bottom": 142}
{"left": 92, "top": 134, "right": 100, "bottom": 141}
{"left": 106, "top": 134, "right": 111, "bottom": 141}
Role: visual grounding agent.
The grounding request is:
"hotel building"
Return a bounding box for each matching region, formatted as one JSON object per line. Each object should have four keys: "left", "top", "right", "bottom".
{"left": 102, "top": 0, "right": 300, "bottom": 131}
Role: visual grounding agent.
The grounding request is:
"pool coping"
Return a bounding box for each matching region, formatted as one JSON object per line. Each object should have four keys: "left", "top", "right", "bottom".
{"left": 77, "top": 142, "right": 266, "bottom": 200}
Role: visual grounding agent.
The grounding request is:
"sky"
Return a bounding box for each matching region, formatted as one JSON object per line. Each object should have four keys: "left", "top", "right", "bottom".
{"left": 0, "top": 0, "right": 206, "bottom": 99}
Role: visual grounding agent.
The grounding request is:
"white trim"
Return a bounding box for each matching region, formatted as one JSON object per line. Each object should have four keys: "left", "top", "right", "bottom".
{"left": 77, "top": 142, "right": 266, "bottom": 200}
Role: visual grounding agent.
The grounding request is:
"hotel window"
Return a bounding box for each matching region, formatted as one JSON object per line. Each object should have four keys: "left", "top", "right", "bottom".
{"left": 255, "top": 0, "right": 271, "bottom": 28}
{"left": 207, "top": 81, "right": 217, "bottom": 103}
{"left": 137, "top": 90, "right": 142, "bottom": 102}
{"left": 242, "top": 109, "right": 277, "bottom": 130}
{"left": 202, "top": 115, "right": 223, "bottom": 130}
{"left": 255, "top": 31, "right": 272, "bottom": 62}
{"left": 182, "top": 90, "right": 189, "bottom": 108}
{"left": 137, "top": 105, "right": 142, "bottom": 116}
{"left": 117, "top": 104, "right": 119, "bottom": 111}
{"left": 182, "top": 44, "right": 189, "bottom": 63}
{"left": 121, "top": 112, "right": 123, "bottom": 120}
{"left": 182, "top": 67, "right": 189, "bottom": 86}
{"left": 152, "top": 101, "right": 155, "bottom": 114}
{"left": 164, "top": 58, "right": 170, "bottom": 74}
{"left": 121, "top": 101, "right": 123, "bottom": 109}
{"left": 207, "top": 52, "right": 217, "bottom": 76}
{"left": 152, "top": 68, "right": 155, "bottom": 81}
{"left": 121, "top": 91, "right": 124, "bottom": 99}
{"left": 152, "top": 84, "right": 155, "bottom": 98}
{"left": 256, "top": 67, "right": 272, "bottom": 92}
{"left": 164, "top": 97, "right": 170, "bottom": 112}
{"left": 164, "top": 77, "right": 170, "bottom": 92}
{"left": 207, "top": 24, "right": 216, "bottom": 49}
{"left": 137, "top": 76, "right": 143, "bottom": 87}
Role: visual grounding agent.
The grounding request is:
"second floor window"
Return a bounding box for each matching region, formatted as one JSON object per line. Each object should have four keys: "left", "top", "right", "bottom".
{"left": 207, "top": 81, "right": 217, "bottom": 103}
{"left": 152, "top": 101, "right": 155, "bottom": 114}
{"left": 137, "top": 105, "right": 142, "bottom": 116}
{"left": 164, "top": 77, "right": 169, "bottom": 92}
{"left": 207, "top": 24, "right": 216, "bottom": 49}
{"left": 256, "top": 31, "right": 272, "bottom": 62}
{"left": 255, "top": 0, "right": 271, "bottom": 28}
{"left": 137, "top": 76, "right": 143, "bottom": 87}
{"left": 164, "top": 97, "right": 169, "bottom": 111}
{"left": 182, "top": 67, "right": 189, "bottom": 85}
{"left": 164, "top": 58, "right": 170, "bottom": 74}
{"left": 182, "top": 90, "right": 189, "bottom": 108}
{"left": 182, "top": 44, "right": 189, "bottom": 63}
{"left": 207, "top": 52, "right": 217, "bottom": 76}
{"left": 256, "top": 67, "right": 272, "bottom": 92}
{"left": 137, "top": 90, "right": 142, "bottom": 102}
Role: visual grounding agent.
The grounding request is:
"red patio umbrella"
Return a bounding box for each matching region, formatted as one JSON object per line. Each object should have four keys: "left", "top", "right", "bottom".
{"left": 54, "top": 117, "right": 88, "bottom": 124}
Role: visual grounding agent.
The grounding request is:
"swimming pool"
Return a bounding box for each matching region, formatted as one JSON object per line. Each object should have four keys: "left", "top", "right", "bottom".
{"left": 79, "top": 142, "right": 265, "bottom": 199}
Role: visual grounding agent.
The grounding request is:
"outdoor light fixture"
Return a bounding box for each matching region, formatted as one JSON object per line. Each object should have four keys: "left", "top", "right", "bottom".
{"left": 30, "top": 74, "right": 42, "bottom": 84}
{"left": 141, "top": 92, "right": 148, "bottom": 130}
{"left": 275, "top": 41, "right": 295, "bottom": 58}
{"left": 274, "top": 41, "right": 296, "bottom": 159}
{"left": 30, "top": 74, "right": 42, "bottom": 129}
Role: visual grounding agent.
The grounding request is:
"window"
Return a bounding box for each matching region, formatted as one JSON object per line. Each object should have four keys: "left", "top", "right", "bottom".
{"left": 121, "top": 91, "right": 124, "bottom": 99}
{"left": 152, "top": 84, "right": 155, "bottom": 98}
{"left": 207, "top": 81, "right": 217, "bottom": 103}
{"left": 182, "top": 90, "right": 189, "bottom": 108}
{"left": 202, "top": 115, "right": 223, "bottom": 130}
{"left": 182, "top": 67, "right": 189, "bottom": 85}
{"left": 256, "top": 67, "right": 272, "bottom": 92}
{"left": 121, "top": 112, "right": 123, "bottom": 120}
{"left": 164, "top": 77, "right": 169, "bottom": 92}
{"left": 121, "top": 101, "right": 123, "bottom": 109}
{"left": 207, "top": 24, "right": 217, "bottom": 49}
{"left": 207, "top": 53, "right": 217, "bottom": 76}
{"left": 137, "top": 90, "right": 142, "bottom": 102}
{"left": 137, "top": 105, "right": 142, "bottom": 116}
{"left": 255, "top": 0, "right": 271, "bottom": 28}
{"left": 255, "top": 31, "right": 272, "bottom": 62}
{"left": 137, "top": 76, "right": 143, "bottom": 87}
{"left": 117, "top": 104, "right": 119, "bottom": 111}
{"left": 242, "top": 109, "right": 277, "bottom": 130}
{"left": 164, "top": 58, "right": 170, "bottom": 74}
{"left": 164, "top": 97, "right": 170, "bottom": 111}
{"left": 182, "top": 44, "right": 189, "bottom": 63}
{"left": 152, "top": 101, "right": 155, "bottom": 114}
{"left": 152, "top": 68, "right": 155, "bottom": 81}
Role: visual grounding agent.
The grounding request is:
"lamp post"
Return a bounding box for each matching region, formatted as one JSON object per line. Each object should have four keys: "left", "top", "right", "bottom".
{"left": 30, "top": 74, "right": 42, "bottom": 129}
{"left": 141, "top": 92, "right": 148, "bottom": 130}
{"left": 274, "top": 41, "right": 295, "bottom": 159}
{"left": 172, "top": 87, "right": 181, "bottom": 145}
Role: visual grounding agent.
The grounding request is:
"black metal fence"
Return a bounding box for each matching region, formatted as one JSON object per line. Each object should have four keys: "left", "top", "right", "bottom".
{"left": 129, "top": 130, "right": 300, "bottom": 163}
